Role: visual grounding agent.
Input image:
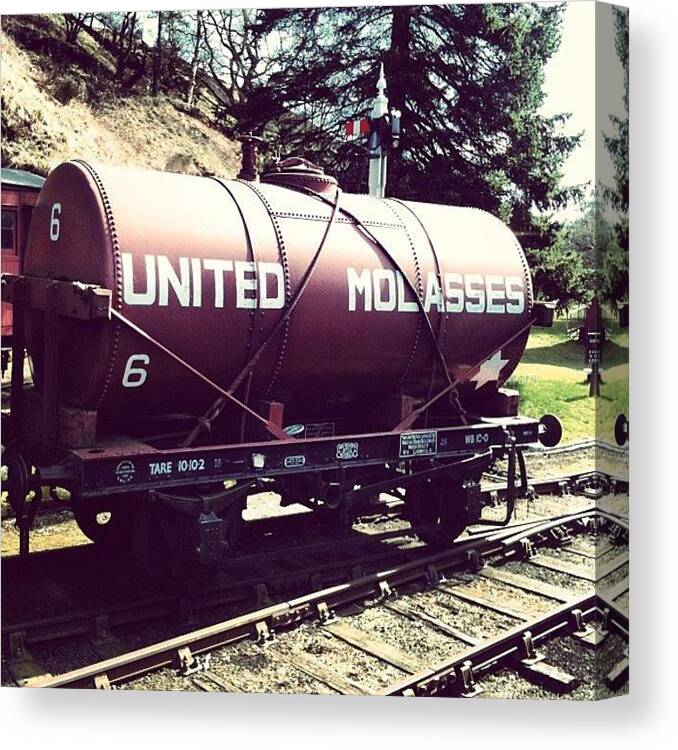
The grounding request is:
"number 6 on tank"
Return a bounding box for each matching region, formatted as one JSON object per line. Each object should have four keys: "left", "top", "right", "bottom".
{"left": 49, "top": 202, "right": 62, "bottom": 241}
{"left": 122, "top": 354, "right": 150, "bottom": 388}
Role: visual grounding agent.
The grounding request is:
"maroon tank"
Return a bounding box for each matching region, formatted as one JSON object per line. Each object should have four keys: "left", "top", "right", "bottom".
{"left": 24, "top": 161, "right": 533, "bottom": 422}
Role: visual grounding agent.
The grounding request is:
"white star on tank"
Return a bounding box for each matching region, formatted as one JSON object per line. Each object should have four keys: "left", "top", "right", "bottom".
{"left": 471, "top": 350, "right": 510, "bottom": 390}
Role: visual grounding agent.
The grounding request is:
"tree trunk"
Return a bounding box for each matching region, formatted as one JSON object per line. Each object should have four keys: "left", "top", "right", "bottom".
{"left": 64, "top": 14, "right": 84, "bottom": 45}
{"left": 115, "top": 12, "right": 137, "bottom": 82}
{"left": 186, "top": 10, "right": 203, "bottom": 107}
{"left": 387, "top": 7, "right": 412, "bottom": 116}
{"left": 152, "top": 12, "right": 164, "bottom": 97}
{"left": 385, "top": 6, "right": 413, "bottom": 194}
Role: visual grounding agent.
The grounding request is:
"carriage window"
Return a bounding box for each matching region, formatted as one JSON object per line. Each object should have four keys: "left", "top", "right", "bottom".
{"left": 1, "top": 210, "right": 17, "bottom": 251}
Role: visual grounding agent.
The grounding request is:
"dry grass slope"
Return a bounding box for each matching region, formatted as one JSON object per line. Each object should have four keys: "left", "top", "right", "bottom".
{"left": 1, "top": 30, "right": 240, "bottom": 178}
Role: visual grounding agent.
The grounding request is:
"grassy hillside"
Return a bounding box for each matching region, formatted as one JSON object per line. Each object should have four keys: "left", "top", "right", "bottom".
{"left": 1, "top": 15, "right": 240, "bottom": 177}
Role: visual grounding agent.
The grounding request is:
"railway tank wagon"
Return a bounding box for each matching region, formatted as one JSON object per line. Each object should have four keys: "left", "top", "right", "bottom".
{"left": 23, "top": 160, "right": 533, "bottom": 420}
{"left": 2, "top": 157, "right": 556, "bottom": 588}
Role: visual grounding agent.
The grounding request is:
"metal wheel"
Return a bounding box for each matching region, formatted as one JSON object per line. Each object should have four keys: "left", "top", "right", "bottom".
{"left": 318, "top": 504, "right": 354, "bottom": 531}
{"left": 71, "top": 494, "right": 136, "bottom": 548}
{"left": 4, "top": 449, "right": 30, "bottom": 516}
{"left": 3, "top": 446, "right": 42, "bottom": 555}
{"left": 221, "top": 496, "right": 246, "bottom": 552}
{"left": 131, "top": 501, "right": 216, "bottom": 592}
{"left": 404, "top": 479, "right": 468, "bottom": 545}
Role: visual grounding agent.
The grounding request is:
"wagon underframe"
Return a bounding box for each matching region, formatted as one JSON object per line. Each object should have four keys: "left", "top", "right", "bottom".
{"left": 65, "top": 417, "right": 539, "bottom": 497}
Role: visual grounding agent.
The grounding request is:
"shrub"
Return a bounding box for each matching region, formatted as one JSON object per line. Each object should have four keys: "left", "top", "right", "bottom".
{"left": 50, "top": 73, "right": 85, "bottom": 104}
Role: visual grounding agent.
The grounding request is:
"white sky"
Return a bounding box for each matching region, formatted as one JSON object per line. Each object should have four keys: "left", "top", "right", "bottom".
{"left": 540, "top": 1, "right": 626, "bottom": 216}
{"left": 141, "top": 12, "right": 157, "bottom": 46}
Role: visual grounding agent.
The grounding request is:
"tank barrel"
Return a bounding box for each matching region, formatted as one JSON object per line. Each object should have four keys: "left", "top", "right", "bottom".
{"left": 21, "top": 160, "right": 533, "bottom": 428}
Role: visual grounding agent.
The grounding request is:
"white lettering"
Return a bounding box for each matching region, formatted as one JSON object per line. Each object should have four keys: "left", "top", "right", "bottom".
{"left": 122, "top": 253, "right": 156, "bottom": 306}
{"left": 506, "top": 276, "right": 525, "bottom": 314}
{"left": 464, "top": 274, "right": 485, "bottom": 314}
{"left": 178, "top": 457, "right": 206, "bottom": 472}
{"left": 118, "top": 255, "right": 527, "bottom": 317}
{"left": 235, "top": 261, "right": 257, "bottom": 309}
{"left": 122, "top": 354, "right": 149, "bottom": 388}
{"left": 373, "top": 269, "right": 396, "bottom": 311}
{"left": 203, "top": 259, "right": 233, "bottom": 308}
{"left": 150, "top": 461, "right": 173, "bottom": 476}
{"left": 485, "top": 274, "right": 506, "bottom": 314}
{"left": 347, "top": 267, "right": 372, "bottom": 311}
{"left": 424, "top": 273, "right": 444, "bottom": 312}
{"left": 191, "top": 257, "right": 202, "bottom": 307}
{"left": 158, "top": 255, "right": 190, "bottom": 307}
{"left": 49, "top": 203, "right": 61, "bottom": 242}
{"left": 259, "top": 262, "right": 285, "bottom": 309}
{"left": 444, "top": 272, "right": 464, "bottom": 313}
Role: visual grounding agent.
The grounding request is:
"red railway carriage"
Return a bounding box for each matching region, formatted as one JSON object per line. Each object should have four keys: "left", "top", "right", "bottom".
{"left": 1, "top": 168, "right": 45, "bottom": 371}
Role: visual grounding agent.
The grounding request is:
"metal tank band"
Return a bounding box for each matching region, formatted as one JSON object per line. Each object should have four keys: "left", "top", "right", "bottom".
{"left": 71, "top": 160, "right": 124, "bottom": 410}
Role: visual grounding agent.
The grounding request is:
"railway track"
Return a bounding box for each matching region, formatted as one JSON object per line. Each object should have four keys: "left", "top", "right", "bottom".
{"left": 1, "top": 468, "right": 625, "bottom": 635}
{"left": 2, "top": 464, "right": 628, "bottom": 691}
{"left": 525, "top": 437, "right": 628, "bottom": 457}
{"left": 8, "top": 505, "right": 628, "bottom": 695}
{"left": 1, "top": 510, "right": 437, "bottom": 663}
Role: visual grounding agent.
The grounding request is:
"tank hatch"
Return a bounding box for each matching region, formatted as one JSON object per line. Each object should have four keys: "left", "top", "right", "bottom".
{"left": 261, "top": 157, "right": 338, "bottom": 195}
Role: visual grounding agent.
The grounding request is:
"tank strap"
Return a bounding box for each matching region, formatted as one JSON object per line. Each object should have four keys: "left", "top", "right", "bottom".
{"left": 233, "top": 179, "right": 293, "bottom": 399}
{"left": 110, "top": 308, "right": 288, "bottom": 441}
{"left": 207, "top": 177, "right": 265, "bottom": 367}
{"left": 376, "top": 199, "right": 425, "bottom": 392}
{"left": 296, "top": 187, "right": 454, "bottom": 392}
{"left": 393, "top": 316, "right": 537, "bottom": 432}
{"left": 180, "top": 186, "right": 343, "bottom": 447}
{"left": 385, "top": 197, "right": 457, "bottom": 422}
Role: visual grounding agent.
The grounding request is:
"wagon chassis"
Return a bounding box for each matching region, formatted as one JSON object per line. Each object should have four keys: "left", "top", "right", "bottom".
{"left": 62, "top": 418, "right": 536, "bottom": 497}
{"left": 1, "top": 271, "right": 549, "bottom": 578}
{"left": 5, "top": 402, "right": 540, "bottom": 562}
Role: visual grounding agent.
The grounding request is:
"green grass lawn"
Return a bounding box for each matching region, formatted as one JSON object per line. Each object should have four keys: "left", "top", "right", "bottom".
{"left": 507, "top": 316, "right": 628, "bottom": 444}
